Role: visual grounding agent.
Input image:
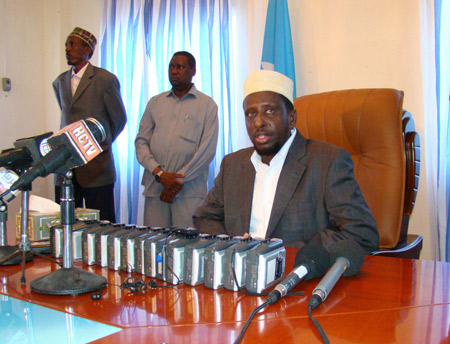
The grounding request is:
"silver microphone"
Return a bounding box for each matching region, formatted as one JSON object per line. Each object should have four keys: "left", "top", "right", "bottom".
{"left": 267, "top": 243, "right": 330, "bottom": 304}
{"left": 308, "top": 239, "right": 365, "bottom": 310}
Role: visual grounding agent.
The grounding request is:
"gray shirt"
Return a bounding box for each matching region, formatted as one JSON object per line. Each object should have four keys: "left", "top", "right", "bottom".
{"left": 135, "top": 85, "right": 219, "bottom": 198}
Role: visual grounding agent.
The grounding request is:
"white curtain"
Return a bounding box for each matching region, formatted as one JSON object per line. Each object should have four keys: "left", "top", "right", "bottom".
{"left": 99, "top": 0, "right": 252, "bottom": 224}
{"left": 422, "top": 0, "right": 450, "bottom": 261}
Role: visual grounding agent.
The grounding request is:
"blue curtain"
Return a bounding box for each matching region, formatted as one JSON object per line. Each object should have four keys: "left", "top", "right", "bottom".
{"left": 434, "top": 0, "right": 450, "bottom": 260}
{"left": 99, "top": 0, "right": 235, "bottom": 225}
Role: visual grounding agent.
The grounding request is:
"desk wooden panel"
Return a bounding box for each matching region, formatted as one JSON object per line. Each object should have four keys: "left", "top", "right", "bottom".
{"left": 89, "top": 303, "right": 450, "bottom": 344}
{"left": 1, "top": 248, "right": 450, "bottom": 343}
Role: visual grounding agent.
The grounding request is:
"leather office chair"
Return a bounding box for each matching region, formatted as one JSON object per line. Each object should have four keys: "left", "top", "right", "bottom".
{"left": 293, "top": 89, "right": 423, "bottom": 259}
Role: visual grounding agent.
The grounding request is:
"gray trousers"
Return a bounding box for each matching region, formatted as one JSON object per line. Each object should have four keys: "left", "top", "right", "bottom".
{"left": 144, "top": 196, "right": 204, "bottom": 228}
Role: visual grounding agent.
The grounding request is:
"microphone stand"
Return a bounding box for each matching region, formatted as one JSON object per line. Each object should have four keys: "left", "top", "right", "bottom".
{"left": 30, "top": 171, "right": 107, "bottom": 295}
{"left": 0, "top": 174, "right": 60, "bottom": 283}
{"left": 0, "top": 200, "right": 24, "bottom": 265}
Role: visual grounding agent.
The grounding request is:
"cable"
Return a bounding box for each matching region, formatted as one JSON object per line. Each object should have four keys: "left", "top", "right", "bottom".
{"left": 120, "top": 276, "right": 148, "bottom": 294}
{"left": 230, "top": 250, "right": 304, "bottom": 297}
{"left": 107, "top": 267, "right": 178, "bottom": 296}
{"left": 229, "top": 248, "right": 305, "bottom": 343}
{"left": 233, "top": 299, "right": 271, "bottom": 344}
{"left": 165, "top": 260, "right": 181, "bottom": 286}
{"left": 161, "top": 230, "right": 181, "bottom": 286}
{"left": 307, "top": 303, "right": 330, "bottom": 344}
{"left": 91, "top": 283, "right": 107, "bottom": 300}
{"left": 231, "top": 251, "right": 263, "bottom": 296}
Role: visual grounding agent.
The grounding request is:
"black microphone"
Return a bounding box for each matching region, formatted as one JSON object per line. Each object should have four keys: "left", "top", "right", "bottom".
{"left": 5, "top": 118, "right": 106, "bottom": 193}
{"left": 266, "top": 243, "right": 330, "bottom": 304}
{"left": 308, "top": 239, "right": 365, "bottom": 310}
{"left": 0, "top": 149, "right": 32, "bottom": 169}
{"left": 0, "top": 132, "right": 52, "bottom": 170}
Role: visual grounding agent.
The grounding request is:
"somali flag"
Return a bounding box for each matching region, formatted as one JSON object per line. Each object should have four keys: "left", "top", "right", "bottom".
{"left": 261, "top": 0, "right": 296, "bottom": 96}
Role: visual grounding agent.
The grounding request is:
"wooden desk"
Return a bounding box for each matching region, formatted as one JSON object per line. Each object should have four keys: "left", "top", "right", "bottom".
{"left": 1, "top": 248, "right": 449, "bottom": 343}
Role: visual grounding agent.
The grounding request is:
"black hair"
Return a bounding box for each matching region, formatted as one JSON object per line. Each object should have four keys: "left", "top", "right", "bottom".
{"left": 172, "top": 51, "right": 196, "bottom": 69}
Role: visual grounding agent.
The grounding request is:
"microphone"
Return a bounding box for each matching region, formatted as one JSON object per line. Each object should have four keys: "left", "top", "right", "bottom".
{"left": 0, "top": 132, "right": 53, "bottom": 170}
{"left": 266, "top": 243, "right": 330, "bottom": 304}
{"left": 0, "top": 169, "right": 20, "bottom": 202}
{"left": 308, "top": 239, "right": 365, "bottom": 310}
{"left": 4, "top": 118, "right": 105, "bottom": 194}
{"left": 0, "top": 149, "right": 32, "bottom": 169}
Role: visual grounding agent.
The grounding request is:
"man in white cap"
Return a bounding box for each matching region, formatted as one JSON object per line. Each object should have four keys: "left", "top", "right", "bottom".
{"left": 53, "top": 27, "right": 127, "bottom": 222}
{"left": 194, "top": 70, "right": 379, "bottom": 254}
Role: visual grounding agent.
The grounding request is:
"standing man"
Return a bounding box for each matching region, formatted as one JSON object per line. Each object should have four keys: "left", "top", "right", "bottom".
{"left": 135, "top": 51, "right": 218, "bottom": 227}
{"left": 53, "top": 27, "right": 127, "bottom": 222}
{"left": 194, "top": 70, "right": 379, "bottom": 254}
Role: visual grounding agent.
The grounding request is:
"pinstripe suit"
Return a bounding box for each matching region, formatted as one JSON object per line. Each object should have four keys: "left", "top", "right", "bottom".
{"left": 194, "top": 130, "right": 379, "bottom": 254}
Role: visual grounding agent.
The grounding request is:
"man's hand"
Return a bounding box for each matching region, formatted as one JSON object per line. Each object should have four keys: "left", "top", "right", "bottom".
{"left": 159, "top": 172, "right": 185, "bottom": 193}
{"left": 160, "top": 188, "right": 176, "bottom": 204}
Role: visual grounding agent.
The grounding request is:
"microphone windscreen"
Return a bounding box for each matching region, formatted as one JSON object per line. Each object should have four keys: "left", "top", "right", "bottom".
{"left": 329, "top": 239, "right": 365, "bottom": 277}
{"left": 0, "top": 148, "right": 31, "bottom": 168}
{"left": 294, "top": 243, "right": 331, "bottom": 280}
{"left": 14, "top": 132, "right": 53, "bottom": 166}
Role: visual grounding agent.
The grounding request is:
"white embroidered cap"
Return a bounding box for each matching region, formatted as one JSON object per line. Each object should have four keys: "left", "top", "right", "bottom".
{"left": 243, "top": 70, "right": 294, "bottom": 105}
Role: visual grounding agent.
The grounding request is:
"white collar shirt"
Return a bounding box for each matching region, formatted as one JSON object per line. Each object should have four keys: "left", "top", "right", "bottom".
{"left": 249, "top": 129, "right": 297, "bottom": 239}
{"left": 71, "top": 62, "right": 89, "bottom": 97}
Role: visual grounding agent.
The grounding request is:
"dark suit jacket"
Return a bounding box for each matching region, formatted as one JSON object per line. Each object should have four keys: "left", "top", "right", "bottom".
{"left": 194, "top": 130, "right": 379, "bottom": 254}
{"left": 53, "top": 63, "right": 127, "bottom": 187}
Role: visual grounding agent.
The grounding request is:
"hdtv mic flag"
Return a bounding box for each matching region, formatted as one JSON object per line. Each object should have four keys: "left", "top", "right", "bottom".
{"left": 261, "top": 0, "right": 296, "bottom": 96}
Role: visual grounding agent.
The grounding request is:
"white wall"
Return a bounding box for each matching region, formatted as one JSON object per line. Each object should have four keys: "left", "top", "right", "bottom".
{"left": 1, "top": 0, "right": 53, "bottom": 244}
{"left": 287, "top": 0, "right": 431, "bottom": 260}
{"left": 0, "top": 0, "right": 433, "bottom": 259}
{"left": 0, "top": 0, "right": 101, "bottom": 245}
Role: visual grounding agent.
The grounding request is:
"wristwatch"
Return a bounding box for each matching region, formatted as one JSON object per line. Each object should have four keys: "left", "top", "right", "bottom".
{"left": 154, "top": 170, "right": 163, "bottom": 183}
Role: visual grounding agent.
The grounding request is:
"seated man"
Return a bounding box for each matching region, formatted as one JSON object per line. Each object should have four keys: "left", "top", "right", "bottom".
{"left": 193, "top": 70, "right": 379, "bottom": 254}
